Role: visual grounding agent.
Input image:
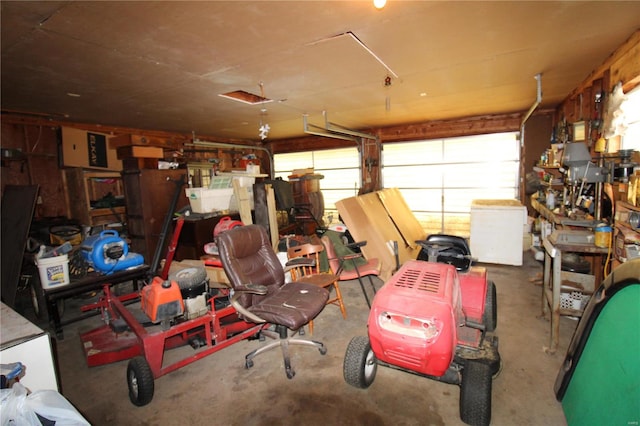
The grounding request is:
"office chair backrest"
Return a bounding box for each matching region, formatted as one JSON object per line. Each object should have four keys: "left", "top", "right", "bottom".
{"left": 217, "top": 225, "right": 285, "bottom": 308}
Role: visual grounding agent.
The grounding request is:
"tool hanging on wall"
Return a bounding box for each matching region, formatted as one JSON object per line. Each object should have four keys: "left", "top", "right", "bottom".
{"left": 365, "top": 158, "right": 377, "bottom": 175}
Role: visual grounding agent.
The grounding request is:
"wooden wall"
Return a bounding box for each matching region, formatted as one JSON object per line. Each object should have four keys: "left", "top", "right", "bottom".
{"left": 0, "top": 122, "right": 65, "bottom": 218}
{"left": 0, "top": 116, "right": 265, "bottom": 222}
{"left": 554, "top": 30, "right": 640, "bottom": 144}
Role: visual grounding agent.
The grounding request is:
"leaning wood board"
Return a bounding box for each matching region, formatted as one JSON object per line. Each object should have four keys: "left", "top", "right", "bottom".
{"left": 376, "top": 188, "right": 426, "bottom": 249}
{"left": 336, "top": 189, "right": 422, "bottom": 281}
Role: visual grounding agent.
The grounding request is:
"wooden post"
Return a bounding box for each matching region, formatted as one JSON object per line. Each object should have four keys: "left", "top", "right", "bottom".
{"left": 265, "top": 184, "right": 279, "bottom": 250}
{"left": 232, "top": 179, "right": 253, "bottom": 225}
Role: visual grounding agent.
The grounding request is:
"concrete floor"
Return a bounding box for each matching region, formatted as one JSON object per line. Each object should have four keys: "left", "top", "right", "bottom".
{"left": 30, "top": 250, "right": 576, "bottom": 425}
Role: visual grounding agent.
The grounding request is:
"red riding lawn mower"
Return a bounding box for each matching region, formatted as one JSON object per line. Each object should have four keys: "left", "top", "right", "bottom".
{"left": 343, "top": 234, "right": 501, "bottom": 426}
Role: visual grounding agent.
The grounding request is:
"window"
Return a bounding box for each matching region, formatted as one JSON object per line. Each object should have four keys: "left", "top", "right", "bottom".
{"left": 274, "top": 147, "right": 360, "bottom": 224}
{"left": 382, "top": 132, "right": 520, "bottom": 237}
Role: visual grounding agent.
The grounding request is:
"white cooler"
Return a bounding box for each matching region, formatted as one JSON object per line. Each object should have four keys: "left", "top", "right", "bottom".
{"left": 470, "top": 199, "right": 527, "bottom": 266}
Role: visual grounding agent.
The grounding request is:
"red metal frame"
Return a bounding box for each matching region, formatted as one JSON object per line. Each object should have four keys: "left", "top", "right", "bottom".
{"left": 80, "top": 284, "right": 267, "bottom": 379}
{"left": 160, "top": 215, "right": 185, "bottom": 280}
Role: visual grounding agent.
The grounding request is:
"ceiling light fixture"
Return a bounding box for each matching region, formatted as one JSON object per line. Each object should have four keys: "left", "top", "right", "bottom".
{"left": 373, "top": 0, "right": 387, "bottom": 10}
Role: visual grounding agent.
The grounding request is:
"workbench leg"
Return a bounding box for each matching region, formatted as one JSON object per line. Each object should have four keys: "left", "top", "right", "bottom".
{"left": 46, "top": 297, "right": 64, "bottom": 340}
{"left": 549, "top": 249, "right": 562, "bottom": 354}
{"left": 542, "top": 250, "right": 551, "bottom": 317}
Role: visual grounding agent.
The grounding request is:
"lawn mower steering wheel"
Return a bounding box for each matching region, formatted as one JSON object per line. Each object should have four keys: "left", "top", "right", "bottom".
{"left": 415, "top": 240, "right": 458, "bottom": 263}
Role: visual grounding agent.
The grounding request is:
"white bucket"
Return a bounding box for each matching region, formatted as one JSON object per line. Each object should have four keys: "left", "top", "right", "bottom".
{"left": 37, "top": 254, "right": 70, "bottom": 290}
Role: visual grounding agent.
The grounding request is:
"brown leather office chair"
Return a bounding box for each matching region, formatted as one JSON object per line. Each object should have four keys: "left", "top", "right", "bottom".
{"left": 216, "top": 224, "right": 329, "bottom": 379}
{"left": 287, "top": 243, "right": 346, "bottom": 334}
{"left": 321, "top": 235, "right": 381, "bottom": 308}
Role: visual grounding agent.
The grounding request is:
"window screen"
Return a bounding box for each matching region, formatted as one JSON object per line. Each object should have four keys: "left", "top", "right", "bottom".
{"left": 274, "top": 147, "right": 360, "bottom": 224}
{"left": 382, "top": 132, "right": 520, "bottom": 236}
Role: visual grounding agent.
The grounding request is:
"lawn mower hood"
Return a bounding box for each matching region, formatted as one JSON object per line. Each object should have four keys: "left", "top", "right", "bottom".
{"left": 368, "top": 260, "right": 464, "bottom": 377}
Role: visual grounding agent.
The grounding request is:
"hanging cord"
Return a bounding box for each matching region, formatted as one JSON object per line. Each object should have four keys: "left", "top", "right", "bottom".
{"left": 603, "top": 229, "right": 615, "bottom": 278}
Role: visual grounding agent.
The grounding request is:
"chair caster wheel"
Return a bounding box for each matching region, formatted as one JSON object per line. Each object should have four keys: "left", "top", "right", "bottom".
{"left": 245, "top": 359, "right": 254, "bottom": 369}
{"left": 286, "top": 368, "right": 295, "bottom": 379}
{"left": 319, "top": 346, "right": 327, "bottom": 355}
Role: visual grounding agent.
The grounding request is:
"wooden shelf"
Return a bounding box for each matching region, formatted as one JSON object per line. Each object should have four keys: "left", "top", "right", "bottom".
{"left": 63, "top": 168, "right": 126, "bottom": 228}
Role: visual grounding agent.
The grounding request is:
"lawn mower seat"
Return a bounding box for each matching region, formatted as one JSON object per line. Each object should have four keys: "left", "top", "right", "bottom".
{"left": 418, "top": 234, "right": 472, "bottom": 272}
{"left": 216, "top": 224, "right": 330, "bottom": 379}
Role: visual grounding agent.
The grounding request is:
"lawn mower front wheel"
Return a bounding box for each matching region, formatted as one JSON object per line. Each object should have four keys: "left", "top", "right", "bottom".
{"left": 127, "top": 356, "right": 155, "bottom": 406}
{"left": 343, "top": 336, "right": 377, "bottom": 388}
{"left": 459, "top": 359, "right": 492, "bottom": 426}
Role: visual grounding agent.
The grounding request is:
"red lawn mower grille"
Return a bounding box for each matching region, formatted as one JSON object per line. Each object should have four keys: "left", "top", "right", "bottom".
{"left": 392, "top": 267, "right": 444, "bottom": 294}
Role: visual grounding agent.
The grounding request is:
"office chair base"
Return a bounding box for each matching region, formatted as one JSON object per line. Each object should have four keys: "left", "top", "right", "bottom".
{"left": 245, "top": 326, "right": 327, "bottom": 379}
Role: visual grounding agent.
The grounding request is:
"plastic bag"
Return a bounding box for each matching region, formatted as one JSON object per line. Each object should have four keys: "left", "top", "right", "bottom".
{"left": 1, "top": 383, "right": 41, "bottom": 426}
{"left": 1, "top": 382, "right": 90, "bottom": 426}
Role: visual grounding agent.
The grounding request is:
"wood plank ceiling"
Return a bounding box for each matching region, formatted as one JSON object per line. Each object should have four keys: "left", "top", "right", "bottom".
{"left": 1, "top": 1, "right": 639, "bottom": 142}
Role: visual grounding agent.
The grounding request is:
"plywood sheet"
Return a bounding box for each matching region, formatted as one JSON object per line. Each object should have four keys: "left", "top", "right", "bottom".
{"left": 336, "top": 189, "right": 423, "bottom": 281}
{"left": 376, "top": 188, "right": 425, "bottom": 249}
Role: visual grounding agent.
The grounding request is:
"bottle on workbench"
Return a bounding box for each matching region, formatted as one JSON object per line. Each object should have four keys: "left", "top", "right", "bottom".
{"left": 546, "top": 190, "right": 555, "bottom": 210}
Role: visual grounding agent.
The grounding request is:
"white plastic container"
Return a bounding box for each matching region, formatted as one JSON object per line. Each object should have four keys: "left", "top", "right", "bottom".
{"left": 185, "top": 187, "right": 234, "bottom": 213}
{"left": 37, "top": 254, "right": 70, "bottom": 290}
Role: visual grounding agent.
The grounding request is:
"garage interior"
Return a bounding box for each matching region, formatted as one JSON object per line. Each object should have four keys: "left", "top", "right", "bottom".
{"left": 1, "top": 2, "right": 639, "bottom": 425}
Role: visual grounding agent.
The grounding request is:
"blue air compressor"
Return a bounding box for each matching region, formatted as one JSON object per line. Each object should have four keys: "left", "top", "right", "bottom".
{"left": 80, "top": 230, "right": 144, "bottom": 274}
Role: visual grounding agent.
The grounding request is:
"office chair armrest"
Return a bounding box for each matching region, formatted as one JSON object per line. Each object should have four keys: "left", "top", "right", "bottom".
{"left": 230, "top": 284, "right": 269, "bottom": 324}
{"left": 346, "top": 240, "right": 368, "bottom": 250}
{"left": 340, "top": 253, "right": 364, "bottom": 261}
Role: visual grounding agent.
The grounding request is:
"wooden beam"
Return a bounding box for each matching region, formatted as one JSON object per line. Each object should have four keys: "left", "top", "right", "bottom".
{"left": 377, "top": 112, "right": 523, "bottom": 143}
{"left": 564, "top": 29, "right": 640, "bottom": 99}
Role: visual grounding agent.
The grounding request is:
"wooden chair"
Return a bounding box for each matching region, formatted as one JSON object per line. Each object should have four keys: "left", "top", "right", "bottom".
{"left": 287, "top": 243, "right": 346, "bottom": 333}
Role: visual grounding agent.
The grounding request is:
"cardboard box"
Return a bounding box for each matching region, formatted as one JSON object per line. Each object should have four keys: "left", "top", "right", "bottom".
{"left": 109, "top": 134, "right": 174, "bottom": 149}
{"left": 61, "top": 127, "right": 122, "bottom": 170}
{"left": 116, "top": 145, "right": 164, "bottom": 159}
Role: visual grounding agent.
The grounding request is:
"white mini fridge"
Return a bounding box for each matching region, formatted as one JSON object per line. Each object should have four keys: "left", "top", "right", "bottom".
{"left": 470, "top": 199, "right": 527, "bottom": 266}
